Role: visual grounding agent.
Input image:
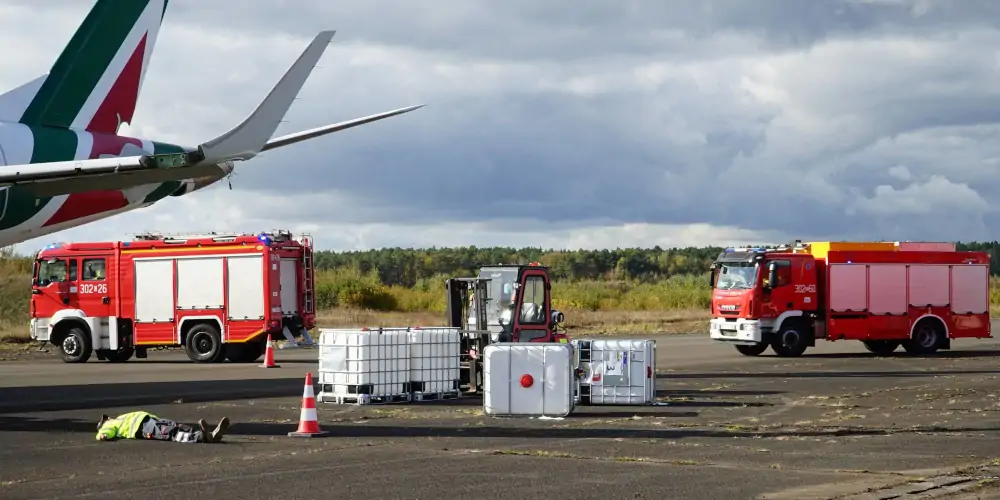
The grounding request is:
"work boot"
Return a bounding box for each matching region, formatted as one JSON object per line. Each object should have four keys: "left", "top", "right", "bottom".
{"left": 210, "top": 417, "right": 230, "bottom": 443}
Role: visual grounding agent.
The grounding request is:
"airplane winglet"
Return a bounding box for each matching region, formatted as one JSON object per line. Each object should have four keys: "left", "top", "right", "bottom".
{"left": 198, "top": 30, "right": 337, "bottom": 163}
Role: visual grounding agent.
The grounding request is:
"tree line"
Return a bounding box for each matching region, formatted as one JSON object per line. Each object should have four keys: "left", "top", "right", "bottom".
{"left": 313, "top": 242, "right": 1000, "bottom": 287}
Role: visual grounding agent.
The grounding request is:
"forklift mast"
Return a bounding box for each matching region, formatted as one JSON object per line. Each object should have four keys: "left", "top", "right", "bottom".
{"left": 445, "top": 277, "right": 490, "bottom": 331}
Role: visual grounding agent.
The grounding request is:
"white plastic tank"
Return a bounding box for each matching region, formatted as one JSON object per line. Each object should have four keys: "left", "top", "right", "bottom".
{"left": 317, "top": 328, "right": 410, "bottom": 402}
{"left": 573, "top": 339, "right": 656, "bottom": 405}
{"left": 483, "top": 343, "right": 575, "bottom": 417}
{"left": 407, "top": 327, "right": 462, "bottom": 395}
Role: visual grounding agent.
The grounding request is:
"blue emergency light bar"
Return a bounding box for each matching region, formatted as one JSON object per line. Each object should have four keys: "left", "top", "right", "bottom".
{"left": 724, "top": 247, "right": 766, "bottom": 253}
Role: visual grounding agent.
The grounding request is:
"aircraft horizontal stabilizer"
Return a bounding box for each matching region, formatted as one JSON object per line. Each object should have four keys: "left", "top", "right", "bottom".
{"left": 0, "top": 155, "right": 146, "bottom": 183}
{"left": 0, "top": 151, "right": 215, "bottom": 197}
{"left": 0, "top": 152, "right": 206, "bottom": 183}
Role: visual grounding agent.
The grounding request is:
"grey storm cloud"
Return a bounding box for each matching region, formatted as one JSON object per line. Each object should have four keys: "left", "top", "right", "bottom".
{"left": 5, "top": 0, "right": 1000, "bottom": 249}
{"left": 164, "top": 0, "right": 1000, "bottom": 59}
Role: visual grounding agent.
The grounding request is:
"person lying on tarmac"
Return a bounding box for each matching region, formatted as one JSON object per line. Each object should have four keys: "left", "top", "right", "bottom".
{"left": 96, "top": 410, "right": 230, "bottom": 443}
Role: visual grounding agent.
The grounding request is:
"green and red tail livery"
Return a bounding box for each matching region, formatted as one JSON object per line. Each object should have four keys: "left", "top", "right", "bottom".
{"left": 14, "top": 0, "right": 167, "bottom": 135}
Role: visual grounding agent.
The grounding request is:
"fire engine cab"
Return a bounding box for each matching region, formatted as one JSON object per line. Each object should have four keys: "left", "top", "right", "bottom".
{"left": 708, "top": 241, "right": 991, "bottom": 357}
{"left": 29, "top": 230, "right": 317, "bottom": 364}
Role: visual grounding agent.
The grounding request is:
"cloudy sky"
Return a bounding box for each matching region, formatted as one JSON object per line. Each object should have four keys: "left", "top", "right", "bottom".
{"left": 2, "top": 0, "right": 1000, "bottom": 253}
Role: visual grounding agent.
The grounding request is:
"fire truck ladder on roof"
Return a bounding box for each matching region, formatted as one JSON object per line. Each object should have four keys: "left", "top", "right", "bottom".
{"left": 280, "top": 233, "right": 316, "bottom": 350}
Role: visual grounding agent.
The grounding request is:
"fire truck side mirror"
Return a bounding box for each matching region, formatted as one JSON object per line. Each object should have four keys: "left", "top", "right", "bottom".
{"left": 766, "top": 262, "right": 778, "bottom": 290}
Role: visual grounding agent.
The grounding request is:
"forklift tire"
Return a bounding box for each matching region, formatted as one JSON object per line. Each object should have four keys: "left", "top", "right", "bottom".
{"left": 224, "top": 341, "right": 265, "bottom": 363}
{"left": 184, "top": 323, "right": 224, "bottom": 363}
{"left": 59, "top": 326, "right": 92, "bottom": 363}
{"left": 103, "top": 346, "right": 135, "bottom": 363}
{"left": 735, "top": 343, "right": 769, "bottom": 356}
{"left": 771, "top": 323, "right": 809, "bottom": 357}
{"left": 863, "top": 340, "right": 900, "bottom": 357}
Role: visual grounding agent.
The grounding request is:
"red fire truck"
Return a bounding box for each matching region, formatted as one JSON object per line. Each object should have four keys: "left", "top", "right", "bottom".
{"left": 708, "top": 241, "right": 991, "bottom": 357}
{"left": 29, "top": 230, "right": 317, "bottom": 364}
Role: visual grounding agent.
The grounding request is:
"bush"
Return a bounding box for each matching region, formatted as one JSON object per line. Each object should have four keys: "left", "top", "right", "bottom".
{"left": 550, "top": 274, "right": 710, "bottom": 311}
{"left": 315, "top": 266, "right": 397, "bottom": 311}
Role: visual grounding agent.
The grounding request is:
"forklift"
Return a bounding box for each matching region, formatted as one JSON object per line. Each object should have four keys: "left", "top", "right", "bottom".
{"left": 445, "top": 262, "right": 568, "bottom": 393}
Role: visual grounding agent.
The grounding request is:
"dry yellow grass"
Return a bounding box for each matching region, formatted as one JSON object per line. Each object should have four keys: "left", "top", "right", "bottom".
{"left": 0, "top": 320, "right": 29, "bottom": 345}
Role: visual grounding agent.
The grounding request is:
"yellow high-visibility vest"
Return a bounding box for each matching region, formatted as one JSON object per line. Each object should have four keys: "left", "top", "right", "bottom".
{"left": 96, "top": 411, "right": 154, "bottom": 440}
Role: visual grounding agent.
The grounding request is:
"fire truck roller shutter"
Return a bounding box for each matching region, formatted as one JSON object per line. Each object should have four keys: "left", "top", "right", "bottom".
{"left": 176, "top": 257, "right": 225, "bottom": 310}
{"left": 279, "top": 258, "right": 299, "bottom": 315}
{"left": 227, "top": 255, "right": 266, "bottom": 321}
{"left": 134, "top": 259, "right": 176, "bottom": 324}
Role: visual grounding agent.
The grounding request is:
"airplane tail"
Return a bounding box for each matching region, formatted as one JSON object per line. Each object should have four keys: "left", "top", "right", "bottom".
{"left": 0, "top": 0, "right": 167, "bottom": 135}
{"left": 0, "top": 27, "right": 424, "bottom": 198}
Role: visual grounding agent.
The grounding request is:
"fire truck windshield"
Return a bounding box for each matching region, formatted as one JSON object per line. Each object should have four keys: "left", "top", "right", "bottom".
{"left": 714, "top": 262, "right": 758, "bottom": 290}
{"left": 35, "top": 258, "right": 69, "bottom": 287}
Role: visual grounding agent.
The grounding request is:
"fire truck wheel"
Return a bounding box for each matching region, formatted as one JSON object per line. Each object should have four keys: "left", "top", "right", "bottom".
{"left": 735, "top": 343, "right": 769, "bottom": 356}
{"left": 863, "top": 340, "right": 900, "bottom": 357}
{"left": 903, "top": 320, "right": 944, "bottom": 355}
{"left": 59, "top": 326, "right": 92, "bottom": 363}
{"left": 184, "top": 323, "right": 224, "bottom": 363}
{"left": 771, "top": 324, "right": 809, "bottom": 357}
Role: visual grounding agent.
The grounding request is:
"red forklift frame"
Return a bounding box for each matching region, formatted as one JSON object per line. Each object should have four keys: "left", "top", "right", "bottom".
{"left": 446, "top": 263, "right": 567, "bottom": 393}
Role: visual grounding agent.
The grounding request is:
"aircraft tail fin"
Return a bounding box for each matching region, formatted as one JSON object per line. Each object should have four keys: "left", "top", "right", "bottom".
{"left": 4, "top": 0, "right": 168, "bottom": 135}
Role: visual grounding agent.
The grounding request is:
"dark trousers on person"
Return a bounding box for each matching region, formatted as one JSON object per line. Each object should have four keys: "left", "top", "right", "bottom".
{"left": 139, "top": 416, "right": 205, "bottom": 443}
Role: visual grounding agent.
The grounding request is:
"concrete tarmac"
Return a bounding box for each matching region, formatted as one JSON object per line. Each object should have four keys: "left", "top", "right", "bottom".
{"left": 2, "top": 330, "right": 1000, "bottom": 500}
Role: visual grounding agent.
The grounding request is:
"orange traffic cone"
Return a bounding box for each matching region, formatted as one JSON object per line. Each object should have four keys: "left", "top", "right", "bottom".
{"left": 288, "top": 372, "right": 328, "bottom": 437}
{"left": 259, "top": 334, "right": 280, "bottom": 368}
